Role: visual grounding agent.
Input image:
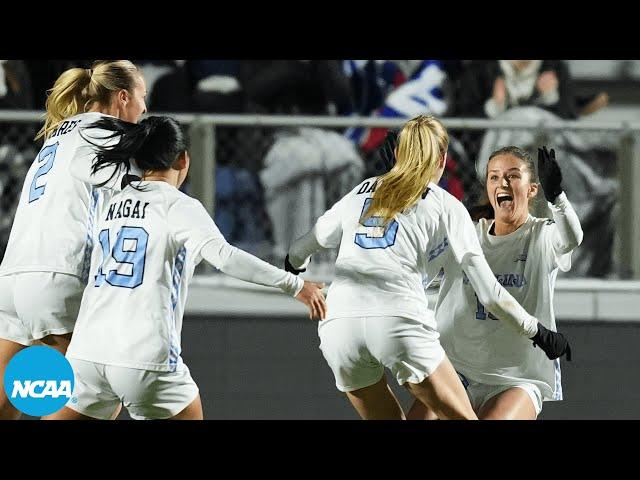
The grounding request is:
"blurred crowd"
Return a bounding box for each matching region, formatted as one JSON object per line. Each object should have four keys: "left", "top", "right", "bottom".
{"left": 0, "top": 60, "right": 619, "bottom": 276}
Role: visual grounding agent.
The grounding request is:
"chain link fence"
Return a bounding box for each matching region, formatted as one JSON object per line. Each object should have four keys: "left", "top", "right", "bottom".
{"left": 1, "top": 111, "right": 639, "bottom": 279}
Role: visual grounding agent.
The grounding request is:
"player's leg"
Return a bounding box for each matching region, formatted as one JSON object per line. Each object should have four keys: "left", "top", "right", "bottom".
{"left": 477, "top": 385, "right": 540, "bottom": 420}
{"left": 0, "top": 275, "right": 29, "bottom": 420}
{"left": 0, "top": 339, "right": 27, "bottom": 420}
{"left": 404, "top": 356, "right": 477, "bottom": 420}
{"left": 369, "top": 316, "right": 476, "bottom": 420}
{"left": 407, "top": 371, "right": 471, "bottom": 420}
{"left": 39, "top": 332, "right": 72, "bottom": 353}
{"left": 170, "top": 394, "right": 204, "bottom": 420}
{"left": 406, "top": 399, "right": 440, "bottom": 420}
{"left": 346, "top": 375, "right": 405, "bottom": 420}
{"left": 318, "top": 316, "right": 403, "bottom": 419}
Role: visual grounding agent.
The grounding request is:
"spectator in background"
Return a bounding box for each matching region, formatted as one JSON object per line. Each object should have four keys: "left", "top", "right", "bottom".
{"left": 344, "top": 60, "right": 450, "bottom": 154}
{"left": 24, "top": 60, "right": 88, "bottom": 110}
{"left": 242, "top": 61, "right": 361, "bottom": 261}
{"left": 242, "top": 60, "right": 353, "bottom": 116}
{"left": 187, "top": 60, "right": 244, "bottom": 113}
{"left": 453, "top": 60, "right": 578, "bottom": 120}
{"left": 136, "top": 60, "right": 185, "bottom": 112}
{"left": 0, "top": 60, "right": 34, "bottom": 110}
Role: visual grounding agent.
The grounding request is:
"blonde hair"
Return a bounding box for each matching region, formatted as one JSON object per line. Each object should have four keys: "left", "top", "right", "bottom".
{"left": 363, "top": 115, "right": 449, "bottom": 225}
{"left": 36, "top": 60, "right": 141, "bottom": 140}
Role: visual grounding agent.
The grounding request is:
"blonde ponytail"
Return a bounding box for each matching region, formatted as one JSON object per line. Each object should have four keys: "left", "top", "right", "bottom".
{"left": 36, "top": 60, "right": 141, "bottom": 141}
{"left": 36, "top": 68, "right": 91, "bottom": 140}
{"left": 363, "top": 115, "right": 449, "bottom": 225}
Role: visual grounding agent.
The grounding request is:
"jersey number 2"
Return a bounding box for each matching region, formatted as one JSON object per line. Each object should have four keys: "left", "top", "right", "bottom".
{"left": 354, "top": 198, "right": 399, "bottom": 249}
{"left": 95, "top": 227, "right": 149, "bottom": 289}
{"left": 29, "top": 142, "right": 59, "bottom": 203}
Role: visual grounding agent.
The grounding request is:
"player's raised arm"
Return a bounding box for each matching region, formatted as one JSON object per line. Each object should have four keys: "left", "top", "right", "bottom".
{"left": 538, "top": 146, "right": 583, "bottom": 265}
{"left": 444, "top": 200, "right": 571, "bottom": 360}
{"left": 169, "top": 197, "right": 327, "bottom": 320}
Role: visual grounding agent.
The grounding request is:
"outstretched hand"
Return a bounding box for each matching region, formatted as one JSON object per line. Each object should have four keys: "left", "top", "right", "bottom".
{"left": 531, "top": 323, "right": 572, "bottom": 361}
{"left": 537, "top": 146, "right": 563, "bottom": 203}
{"left": 295, "top": 281, "right": 327, "bottom": 320}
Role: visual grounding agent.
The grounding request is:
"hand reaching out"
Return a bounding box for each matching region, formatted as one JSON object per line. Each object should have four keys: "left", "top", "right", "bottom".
{"left": 295, "top": 281, "right": 327, "bottom": 320}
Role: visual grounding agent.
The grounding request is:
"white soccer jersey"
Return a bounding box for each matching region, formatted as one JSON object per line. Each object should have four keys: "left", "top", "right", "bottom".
{"left": 292, "top": 177, "right": 484, "bottom": 327}
{"left": 0, "top": 112, "right": 128, "bottom": 281}
{"left": 66, "top": 181, "right": 302, "bottom": 372}
{"left": 435, "top": 193, "right": 582, "bottom": 402}
{"left": 65, "top": 182, "right": 223, "bottom": 372}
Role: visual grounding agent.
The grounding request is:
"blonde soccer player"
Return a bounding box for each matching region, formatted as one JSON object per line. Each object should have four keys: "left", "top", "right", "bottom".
{"left": 0, "top": 60, "right": 147, "bottom": 419}
{"left": 285, "top": 115, "right": 571, "bottom": 420}
{"left": 407, "top": 145, "right": 581, "bottom": 420}
{"left": 44, "top": 115, "right": 326, "bottom": 420}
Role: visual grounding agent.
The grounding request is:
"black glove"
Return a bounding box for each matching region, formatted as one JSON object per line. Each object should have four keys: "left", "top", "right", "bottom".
{"left": 531, "top": 323, "right": 572, "bottom": 361}
{"left": 284, "top": 254, "right": 306, "bottom": 275}
{"left": 537, "top": 146, "right": 563, "bottom": 203}
{"left": 379, "top": 129, "right": 399, "bottom": 172}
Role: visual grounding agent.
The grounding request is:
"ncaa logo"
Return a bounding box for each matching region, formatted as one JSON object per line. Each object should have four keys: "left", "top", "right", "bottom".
{"left": 3, "top": 346, "right": 74, "bottom": 416}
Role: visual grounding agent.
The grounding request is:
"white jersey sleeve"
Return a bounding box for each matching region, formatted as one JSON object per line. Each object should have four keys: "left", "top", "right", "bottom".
{"left": 169, "top": 198, "right": 303, "bottom": 296}
{"left": 167, "top": 196, "right": 222, "bottom": 263}
{"left": 462, "top": 255, "right": 538, "bottom": 338}
{"left": 440, "top": 199, "right": 484, "bottom": 264}
{"left": 541, "top": 192, "right": 583, "bottom": 272}
{"left": 287, "top": 189, "right": 351, "bottom": 270}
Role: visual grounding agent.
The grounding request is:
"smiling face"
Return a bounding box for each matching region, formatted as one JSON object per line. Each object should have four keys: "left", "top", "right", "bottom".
{"left": 486, "top": 152, "right": 538, "bottom": 229}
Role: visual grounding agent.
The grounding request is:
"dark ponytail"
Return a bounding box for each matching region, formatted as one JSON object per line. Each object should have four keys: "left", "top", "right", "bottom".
{"left": 80, "top": 115, "right": 188, "bottom": 188}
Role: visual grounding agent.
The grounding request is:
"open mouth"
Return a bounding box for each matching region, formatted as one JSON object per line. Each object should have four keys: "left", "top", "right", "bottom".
{"left": 496, "top": 193, "right": 513, "bottom": 206}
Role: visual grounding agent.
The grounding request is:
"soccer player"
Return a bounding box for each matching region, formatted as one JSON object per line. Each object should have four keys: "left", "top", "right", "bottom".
{"left": 44, "top": 115, "right": 326, "bottom": 420}
{"left": 0, "top": 60, "right": 147, "bottom": 419}
{"left": 407, "top": 145, "right": 582, "bottom": 420}
{"left": 285, "top": 115, "right": 570, "bottom": 420}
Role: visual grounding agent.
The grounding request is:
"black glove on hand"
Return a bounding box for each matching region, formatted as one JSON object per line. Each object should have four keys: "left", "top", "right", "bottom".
{"left": 379, "top": 129, "right": 399, "bottom": 172}
{"left": 531, "top": 323, "right": 572, "bottom": 361}
{"left": 284, "top": 254, "right": 306, "bottom": 275}
{"left": 537, "top": 146, "right": 563, "bottom": 203}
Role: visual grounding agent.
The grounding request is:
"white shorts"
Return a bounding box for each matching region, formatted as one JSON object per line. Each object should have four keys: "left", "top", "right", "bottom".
{"left": 0, "top": 272, "right": 83, "bottom": 345}
{"left": 457, "top": 372, "right": 543, "bottom": 416}
{"left": 318, "top": 315, "right": 445, "bottom": 392}
{"left": 66, "top": 358, "right": 199, "bottom": 420}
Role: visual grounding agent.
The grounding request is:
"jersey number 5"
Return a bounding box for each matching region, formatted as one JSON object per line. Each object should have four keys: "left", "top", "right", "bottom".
{"left": 29, "top": 142, "right": 59, "bottom": 203}
{"left": 95, "top": 226, "right": 149, "bottom": 289}
{"left": 354, "top": 198, "right": 399, "bottom": 249}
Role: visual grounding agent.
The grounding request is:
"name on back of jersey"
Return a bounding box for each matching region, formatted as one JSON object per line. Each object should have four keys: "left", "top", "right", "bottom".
{"left": 105, "top": 199, "right": 150, "bottom": 221}
{"left": 356, "top": 180, "right": 378, "bottom": 195}
{"left": 49, "top": 119, "right": 81, "bottom": 138}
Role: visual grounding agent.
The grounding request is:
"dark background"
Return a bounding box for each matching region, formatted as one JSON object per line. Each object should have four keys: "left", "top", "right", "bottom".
{"left": 109, "top": 317, "right": 639, "bottom": 420}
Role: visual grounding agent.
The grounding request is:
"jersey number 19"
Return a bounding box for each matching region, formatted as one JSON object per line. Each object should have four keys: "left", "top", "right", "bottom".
{"left": 95, "top": 227, "right": 149, "bottom": 289}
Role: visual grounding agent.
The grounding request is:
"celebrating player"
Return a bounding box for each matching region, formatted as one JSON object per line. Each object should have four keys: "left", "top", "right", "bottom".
{"left": 44, "top": 115, "right": 326, "bottom": 420}
{"left": 0, "top": 60, "right": 147, "bottom": 419}
{"left": 407, "top": 145, "right": 581, "bottom": 420}
{"left": 285, "top": 115, "right": 571, "bottom": 420}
